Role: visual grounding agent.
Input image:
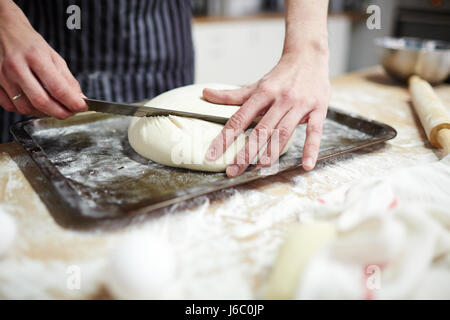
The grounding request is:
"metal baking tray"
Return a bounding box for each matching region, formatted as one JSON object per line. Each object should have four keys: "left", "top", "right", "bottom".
{"left": 11, "top": 107, "right": 396, "bottom": 229}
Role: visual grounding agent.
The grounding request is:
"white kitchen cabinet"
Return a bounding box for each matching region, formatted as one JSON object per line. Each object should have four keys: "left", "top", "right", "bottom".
{"left": 192, "top": 14, "right": 352, "bottom": 85}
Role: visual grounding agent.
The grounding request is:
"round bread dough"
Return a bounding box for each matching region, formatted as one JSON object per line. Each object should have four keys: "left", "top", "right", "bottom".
{"left": 128, "top": 84, "right": 294, "bottom": 172}
{"left": 105, "top": 233, "right": 175, "bottom": 299}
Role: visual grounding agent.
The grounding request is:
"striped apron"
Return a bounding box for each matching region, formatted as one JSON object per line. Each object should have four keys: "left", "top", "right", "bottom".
{"left": 1, "top": 0, "right": 195, "bottom": 143}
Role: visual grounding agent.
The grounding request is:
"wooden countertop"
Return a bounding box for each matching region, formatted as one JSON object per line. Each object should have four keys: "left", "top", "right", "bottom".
{"left": 0, "top": 66, "right": 449, "bottom": 299}
{"left": 193, "top": 11, "right": 368, "bottom": 24}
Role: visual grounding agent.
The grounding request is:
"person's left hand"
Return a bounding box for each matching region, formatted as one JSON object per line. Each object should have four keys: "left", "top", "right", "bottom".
{"left": 203, "top": 50, "right": 330, "bottom": 177}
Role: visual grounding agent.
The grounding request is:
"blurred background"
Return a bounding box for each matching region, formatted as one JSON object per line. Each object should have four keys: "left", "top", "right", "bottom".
{"left": 191, "top": 0, "right": 450, "bottom": 84}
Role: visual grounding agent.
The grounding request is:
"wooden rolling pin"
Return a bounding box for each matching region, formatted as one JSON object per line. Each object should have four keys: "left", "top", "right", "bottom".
{"left": 264, "top": 222, "right": 336, "bottom": 299}
{"left": 409, "top": 75, "right": 450, "bottom": 155}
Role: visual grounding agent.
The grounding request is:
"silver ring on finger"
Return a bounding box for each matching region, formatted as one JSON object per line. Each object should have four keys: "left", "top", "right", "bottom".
{"left": 11, "top": 93, "right": 23, "bottom": 101}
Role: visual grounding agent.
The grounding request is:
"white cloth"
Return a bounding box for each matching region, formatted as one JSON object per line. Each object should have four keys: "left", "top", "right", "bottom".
{"left": 0, "top": 206, "right": 16, "bottom": 257}
{"left": 296, "top": 156, "right": 450, "bottom": 299}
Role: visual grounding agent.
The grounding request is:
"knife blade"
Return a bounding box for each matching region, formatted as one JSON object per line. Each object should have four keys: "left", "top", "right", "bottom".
{"left": 84, "top": 98, "right": 254, "bottom": 126}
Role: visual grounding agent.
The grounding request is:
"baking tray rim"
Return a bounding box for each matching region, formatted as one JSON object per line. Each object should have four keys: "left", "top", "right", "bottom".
{"left": 10, "top": 106, "right": 397, "bottom": 222}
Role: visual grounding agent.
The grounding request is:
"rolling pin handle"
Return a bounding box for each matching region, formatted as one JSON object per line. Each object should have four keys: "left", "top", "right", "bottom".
{"left": 408, "top": 75, "right": 450, "bottom": 156}
{"left": 437, "top": 129, "right": 450, "bottom": 156}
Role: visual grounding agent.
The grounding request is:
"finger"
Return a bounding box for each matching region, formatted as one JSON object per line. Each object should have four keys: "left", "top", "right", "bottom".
{"left": 205, "top": 91, "right": 272, "bottom": 161}
{"left": 24, "top": 101, "right": 47, "bottom": 117}
{"left": 226, "top": 101, "right": 291, "bottom": 177}
{"left": 258, "top": 106, "right": 309, "bottom": 168}
{"left": 298, "top": 115, "right": 308, "bottom": 125}
{"left": 202, "top": 83, "right": 256, "bottom": 105}
{"left": 19, "top": 96, "right": 47, "bottom": 117}
{"left": 10, "top": 93, "right": 34, "bottom": 115}
{"left": 302, "top": 110, "right": 326, "bottom": 171}
{"left": 8, "top": 63, "right": 73, "bottom": 119}
{"left": 0, "top": 75, "right": 35, "bottom": 115}
{"left": 30, "top": 109, "right": 47, "bottom": 117}
{"left": 51, "top": 52, "right": 83, "bottom": 94}
{"left": 0, "top": 86, "right": 18, "bottom": 113}
{"left": 28, "top": 54, "right": 86, "bottom": 112}
{"left": 13, "top": 95, "right": 47, "bottom": 117}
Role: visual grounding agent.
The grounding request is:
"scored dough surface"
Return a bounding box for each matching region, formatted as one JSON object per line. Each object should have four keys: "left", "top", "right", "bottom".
{"left": 127, "top": 84, "right": 293, "bottom": 172}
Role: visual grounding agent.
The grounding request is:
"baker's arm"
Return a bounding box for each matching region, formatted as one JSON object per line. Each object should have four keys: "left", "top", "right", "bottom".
{"left": 203, "top": 0, "right": 330, "bottom": 177}
{"left": 0, "top": 0, "right": 86, "bottom": 118}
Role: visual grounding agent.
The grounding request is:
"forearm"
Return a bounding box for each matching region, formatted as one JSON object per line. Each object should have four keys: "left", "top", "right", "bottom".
{"left": 204, "top": 1, "right": 331, "bottom": 176}
{"left": 0, "top": 0, "right": 32, "bottom": 47}
{"left": 0, "top": 0, "right": 15, "bottom": 13}
{"left": 0, "top": 0, "right": 27, "bottom": 24}
{"left": 283, "top": 0, "right": 329, "bottom": 58}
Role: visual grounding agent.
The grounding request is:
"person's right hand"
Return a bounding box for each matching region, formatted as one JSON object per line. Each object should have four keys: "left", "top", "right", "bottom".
{"left": 0, "top": 1, "right": 86, "bottom": 118}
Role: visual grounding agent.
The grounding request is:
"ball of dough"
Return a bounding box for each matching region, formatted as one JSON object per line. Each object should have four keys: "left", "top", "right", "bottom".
{"left": 0, "top": 208, "right": 16, "bottom": 257}
{"left": 128, "top": 83, "right": 294, "bottom": 172}
{"left": 105, "top": 233, "right": 176, "bottom": 300}
{"left": 129, "top": 115, "right": 247, "bottom": 172}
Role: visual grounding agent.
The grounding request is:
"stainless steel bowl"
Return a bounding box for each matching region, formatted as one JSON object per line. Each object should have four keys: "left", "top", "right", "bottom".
{"left": 374, "top": 37, "right": 450, "bottom": 84}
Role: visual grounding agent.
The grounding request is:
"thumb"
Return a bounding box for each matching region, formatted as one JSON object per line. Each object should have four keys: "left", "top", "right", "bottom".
{"left": 202, "top": 84, "right": 255, "bottom": 106}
